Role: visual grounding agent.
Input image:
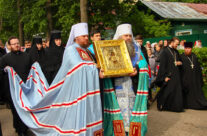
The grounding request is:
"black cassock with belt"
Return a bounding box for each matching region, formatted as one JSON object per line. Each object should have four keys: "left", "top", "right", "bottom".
{"left": 180, "top": 53, "right": 207, "bottom": 110}
{"left": 156, "top": 47, "right": 183, "bottom": 112}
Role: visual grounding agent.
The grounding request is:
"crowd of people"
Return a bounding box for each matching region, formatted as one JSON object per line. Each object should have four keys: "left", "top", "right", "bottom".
{"left": 0, "top": 22, "right": 206, "bottom": 136}
{"left": 137, "top": 37, "right": 207, "bottom": 112}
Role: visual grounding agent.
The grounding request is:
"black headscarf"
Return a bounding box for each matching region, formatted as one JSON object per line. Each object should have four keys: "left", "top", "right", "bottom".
{"left": 49, "top": 30, "right": 61, "bottom": 48}
{"left": 45, "top": 30, "right": 64, "bottom": 66}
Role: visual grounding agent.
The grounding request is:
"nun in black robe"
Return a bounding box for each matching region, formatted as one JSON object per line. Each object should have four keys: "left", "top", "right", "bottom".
{"left": 28, "top": 36, "right": 46, "bottom": 69}
{"left": 180, "top": 42, "right": 207, "bottom": 110}
{"left": 156, "top": 46, "right": 183, "bottom": 112}
{"left": 44, "top": 30, "right": 64, "bottom": 85}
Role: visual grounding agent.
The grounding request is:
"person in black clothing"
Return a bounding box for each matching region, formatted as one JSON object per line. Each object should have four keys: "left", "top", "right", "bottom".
{"left": 135, "top": 35, "right": 149, "bottom": 64}
{"left": 0, "top": 36, "right": 33, "bottom": 136}
{"left": 180, "top": 42, "right": 207, "bottom": 110}
{"left": 44, "top": 30, "right": 65, "bottom": 85}
{"left": 0, "top": 40, "right": 6, "bottom": 135}
{"left": 28, "top": 36, "right": 46, "bottom": 69}
{"left": 0, "top": 42, "right": 11, "bottom": 104}
{"left": 0, "top": 41, "right": 6, "bottom": 104}
{"left": 156, "top": 37, "right": 183, "bottom": 112}
{"left": 0, "top": 46, "right": 6, "bottom": 57}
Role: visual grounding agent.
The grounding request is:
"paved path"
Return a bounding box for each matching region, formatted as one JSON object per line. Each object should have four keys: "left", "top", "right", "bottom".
{"left": 147, "top": 102, "right": 207, "bottom": 136}
{"left": 0, "top": 103, "right": 207, "bottom": 136}
{"left": 0, "top": 105, "right": 16, "bottom": 136}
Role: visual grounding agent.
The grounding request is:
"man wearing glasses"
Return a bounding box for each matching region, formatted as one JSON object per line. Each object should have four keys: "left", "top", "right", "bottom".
{"left": 0, "top": 36, "right": 33, "bottom": 136}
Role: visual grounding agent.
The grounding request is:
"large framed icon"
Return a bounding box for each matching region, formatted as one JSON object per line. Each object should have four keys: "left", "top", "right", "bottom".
{"left": 93, "top": 40, "right": 133, "bottom": 77}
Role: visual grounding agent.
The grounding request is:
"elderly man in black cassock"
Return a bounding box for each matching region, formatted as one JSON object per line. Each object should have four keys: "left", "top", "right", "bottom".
{"left": 180, "top": 42, "right": 207, "bottom": 110}
{"left": 0, "top": 36, "right": 33, "bottom": 136}
{"left": 156, "top": 37, "right": 184, "bottom": 112}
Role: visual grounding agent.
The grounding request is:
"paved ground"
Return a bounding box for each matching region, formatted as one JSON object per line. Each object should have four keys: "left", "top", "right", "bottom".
{"left": 0, "top": 102, "right": 207, "bottom": 136}
{"left": 147, "top": 102, "right": 207, "bottom": 136}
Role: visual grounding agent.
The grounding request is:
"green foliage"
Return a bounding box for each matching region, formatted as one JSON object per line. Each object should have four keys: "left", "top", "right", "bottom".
{"left": 0, "top": 0, "right": 173, "bottom": 43}
{"left": 21, "top": 0, "right": 48, "bottom": 40}
{"left": 55, "top": 0, "right": 124, "bottom": 41}
{"left": 120, "top": 2, "right": 171, "bottom": 38}
{"left": 87, "top": 0, "right": 124, "bottom": 39}
{"left": 88, "top": 0, "right": 120, "bottom": 28}
{"left": 0, "top": 0, "right": 172, "bottom": 43}
{"left": 53, "top": 0, "right": 80, "bottom": 42}
{"left": 203, "top": 84, "right": 207, "bottom": 99}
{"left": 192, "top": 48, "right": 207, "bottom": 85}
{"left": 0, "top": 0, "right": 18, "bottom": 42}
{"left": 0, "top": 0, "right": 48, "bottom": 42}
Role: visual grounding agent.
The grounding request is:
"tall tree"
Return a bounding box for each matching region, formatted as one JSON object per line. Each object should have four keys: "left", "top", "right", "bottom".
{"left": 46, "top": 0, "right": 52, "bottom": 38}
{"left": 17, "top": 0, "right": 24, "bottom": 46}
{"left": 80, "top": 0, "right": 88, "bottom": 22}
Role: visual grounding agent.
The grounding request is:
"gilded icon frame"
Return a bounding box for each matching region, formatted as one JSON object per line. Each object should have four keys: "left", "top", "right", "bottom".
{"left": 93, "top": 40, "right": 134, "bottom": 77}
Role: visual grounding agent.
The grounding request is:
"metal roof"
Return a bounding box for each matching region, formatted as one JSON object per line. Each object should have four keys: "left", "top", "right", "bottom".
{"left": 141, "top": 1, "right": 207, "bottom": 21}
{"left": 187, "top": 3, "right": 207, "bottom": 14}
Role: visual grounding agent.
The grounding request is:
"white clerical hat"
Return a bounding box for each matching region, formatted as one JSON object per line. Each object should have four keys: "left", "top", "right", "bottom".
{"left": 113, "top": 24, "right": 133, "bottom": 40}
{"left": 66, "top": 22, "right": 88, "bottom": 48}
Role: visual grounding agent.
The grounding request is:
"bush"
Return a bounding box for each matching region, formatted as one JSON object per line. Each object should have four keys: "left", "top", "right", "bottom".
{"left": 192, "top": 48, "right": 207, "bottom": 85}
{"left": 203, "top": 85, "right": 207, "bottom": 100}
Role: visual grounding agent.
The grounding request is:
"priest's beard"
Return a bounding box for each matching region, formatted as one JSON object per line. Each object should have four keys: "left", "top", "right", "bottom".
{"left": 126, "top": 41, "right": 135, "bottom": 58}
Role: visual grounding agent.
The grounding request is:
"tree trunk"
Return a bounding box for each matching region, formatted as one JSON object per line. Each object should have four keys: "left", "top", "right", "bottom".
{"left": 80, "top": 0, "right": 88, "bottom": 22}
{"left": 17, "top": 0, "right": 24, "bottom": 46}
{"left": 46, "top": 0, "right": 53, "bottom": 38}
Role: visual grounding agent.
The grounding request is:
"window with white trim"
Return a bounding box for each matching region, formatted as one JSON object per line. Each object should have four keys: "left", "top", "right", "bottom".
{"left": 175, "top": 29, "right": 192, "bottom": 36}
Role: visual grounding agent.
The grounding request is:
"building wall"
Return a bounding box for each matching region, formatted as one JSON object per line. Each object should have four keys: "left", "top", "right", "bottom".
{"left": 170, "top": 21, "right": 207, "bottom": 36}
